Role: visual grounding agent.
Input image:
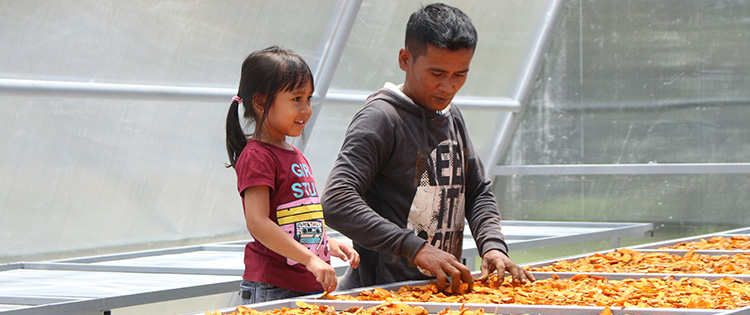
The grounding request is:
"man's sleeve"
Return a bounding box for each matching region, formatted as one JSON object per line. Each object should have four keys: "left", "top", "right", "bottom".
{"left": 321, "top": 104, "right": 427, "bottom": 259}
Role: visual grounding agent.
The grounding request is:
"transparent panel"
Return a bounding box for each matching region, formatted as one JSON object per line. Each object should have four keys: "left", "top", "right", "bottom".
{"left": 0, "top": 97, "right": 241, "bottom": 260}
{"left": 329, "top": 0, "right": 553, "bottom": 98}
{"left": 311, "top": 0, "right": 557, "bottom": 178}
{"left": 0, "top": 0, "right": 347, "bottom": 263}
{"left": 506, "top": 0, "right": 750, "bottom": 165}
{"left": 305, "top": 100, "right": 365, "bottom": 190}
{"left": 0, "top": 1, "right": 344, "bottom": 85}
{"left": 497, "top": 0, "right": 750, "bottom": 247}
{"left": 496, "top": 174, "right": 750, "bottom": 225}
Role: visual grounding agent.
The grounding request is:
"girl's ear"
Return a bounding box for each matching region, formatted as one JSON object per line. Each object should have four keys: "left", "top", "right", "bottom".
{"left": 252, "top": 93, "right": 266, "bottom": 114}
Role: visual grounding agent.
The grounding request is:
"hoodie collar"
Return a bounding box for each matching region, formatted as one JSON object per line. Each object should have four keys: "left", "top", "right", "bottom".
{"left": 381, "top": 82, "right": 450, "bottom": 118}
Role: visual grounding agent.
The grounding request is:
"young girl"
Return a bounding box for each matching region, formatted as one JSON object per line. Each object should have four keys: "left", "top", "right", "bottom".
{"left": 225, "top": 46, "right": 359, "bottom": 304}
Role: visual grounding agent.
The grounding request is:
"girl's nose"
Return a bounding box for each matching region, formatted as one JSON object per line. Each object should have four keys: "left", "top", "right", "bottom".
{"left": 302, "top": 100, "right": 312, "bottom": 114}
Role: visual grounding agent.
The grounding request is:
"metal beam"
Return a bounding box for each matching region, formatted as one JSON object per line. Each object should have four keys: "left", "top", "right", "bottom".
{"left": 0, "top": 281, "right": 240, "bottom": 315}
{"left": 294, "top": 0, "right": 363, "bottom": 152}
{"left": 0, "top": 78, "right": 232, "bottom": 102}
{"left": 322, "top": 90, "right": 522, "bottom": 110}
{"left": 485, "top": 0, "right": 567, "bottom": 176}
{"left": 493, "top": 163, "right": 750, "bottom": 176}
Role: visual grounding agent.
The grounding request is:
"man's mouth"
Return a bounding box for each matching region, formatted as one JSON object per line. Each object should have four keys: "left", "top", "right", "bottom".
{"left": 434, "top": 96, "right": 451, "bottom": 103}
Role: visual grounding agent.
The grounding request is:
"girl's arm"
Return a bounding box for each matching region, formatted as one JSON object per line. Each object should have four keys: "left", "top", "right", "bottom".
{"left": 243, "top": 185, "right": 338, "bottom": 292}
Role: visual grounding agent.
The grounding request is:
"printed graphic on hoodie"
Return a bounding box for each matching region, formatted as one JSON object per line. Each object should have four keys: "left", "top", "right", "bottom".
{"left": 278, "top": 196, "right": 330, "bottom": 266}
{"left": 408, "top": 139, "right": 465, "bottom": 260}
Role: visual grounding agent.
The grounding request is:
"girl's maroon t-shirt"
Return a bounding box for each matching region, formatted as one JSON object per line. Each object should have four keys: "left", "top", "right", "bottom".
{"left": 235, "top": 140, "right": 330, "bottom": 293}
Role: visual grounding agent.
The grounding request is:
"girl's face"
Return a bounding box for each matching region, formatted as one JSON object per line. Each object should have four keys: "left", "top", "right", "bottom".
{"left": 259, "top": 80, "right": 313, "bottom": 146}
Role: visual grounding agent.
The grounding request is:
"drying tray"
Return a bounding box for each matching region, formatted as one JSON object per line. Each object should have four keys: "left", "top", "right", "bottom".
{"left": 197, "top": 299, "right": 739, "bottom": 315}
{"left": 524, "top": 248, "right": 750, "bottom": 280}
{"left": 194, "top": 274, "right": 750, "bottom": 315}
{"left": 628, "top": 227, "right": 750, "bottom": 252}
{"left": 0, "top": 221, "right": 653, "bottom": 315}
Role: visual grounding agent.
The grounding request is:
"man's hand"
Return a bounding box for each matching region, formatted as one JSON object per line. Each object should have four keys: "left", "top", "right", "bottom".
{"left": 413, "top": 243, "right": 473, "bottom": 293}
{"left": 476, "top": 249, "right": 535, "bottom": 285}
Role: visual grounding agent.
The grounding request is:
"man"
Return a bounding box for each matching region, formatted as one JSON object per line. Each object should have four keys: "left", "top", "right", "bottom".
{"left": 321, "top": 3, "right": 534, "bottom": 293}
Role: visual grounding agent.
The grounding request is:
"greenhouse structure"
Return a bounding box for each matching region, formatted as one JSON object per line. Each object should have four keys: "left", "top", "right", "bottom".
{"left": 1, "top": 0, "right": 749, "bottom": 314}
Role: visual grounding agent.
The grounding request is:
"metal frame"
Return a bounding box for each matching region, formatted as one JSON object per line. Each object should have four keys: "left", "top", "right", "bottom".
{"left": 294, "top": 0, "right": 362, "bottom": 152}
{"left": 488, "top": 0, "right": 750, "bottom": 180}
{"left": 0, "top": 78, "right": 233, "bottom": 102}
{"left": 189, "top": 263, "right": 750, "bottom": 315}
{"left": 461, "top": 221, "right": 653, "bottom": 268}
{"left": 0, "top": 0, "right": 562, "bottom": 179}
{"left": 484, "top": 0, "right": 567, "bottom": 176}
{"left": 193, "top": 299, "right": 727, "bottom": 315}
{"left": 322, "top": 90, "right": 522, "bottom": 110}
{"left": 494, "top": 163, "right": 750, "bottom": 176}
{"left": 0, "top": 221, "right": 653, "bottom": 315}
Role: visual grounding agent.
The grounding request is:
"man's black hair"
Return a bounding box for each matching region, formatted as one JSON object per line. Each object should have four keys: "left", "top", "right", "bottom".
{"left": 405, "top": 3, "right": 478, "bottom": 57}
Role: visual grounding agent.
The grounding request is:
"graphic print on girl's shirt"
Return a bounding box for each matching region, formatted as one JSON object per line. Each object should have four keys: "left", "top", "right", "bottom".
{"left": 278, "top": 196, "right": 330, "bottom": 265}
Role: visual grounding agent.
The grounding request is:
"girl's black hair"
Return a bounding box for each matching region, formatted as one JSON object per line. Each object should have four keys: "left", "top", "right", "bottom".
{"left": 225, "top": 46, "right": 314, "bottom": 168}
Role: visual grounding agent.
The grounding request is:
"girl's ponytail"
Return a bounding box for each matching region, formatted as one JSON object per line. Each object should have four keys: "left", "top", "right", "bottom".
{"left": 225, "top": 97, "right": 246, "bottom": 168}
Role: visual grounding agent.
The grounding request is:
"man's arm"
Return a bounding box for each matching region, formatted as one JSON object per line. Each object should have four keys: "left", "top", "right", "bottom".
{"left": 322, "top": 104, "right": 426, "bottom": 259}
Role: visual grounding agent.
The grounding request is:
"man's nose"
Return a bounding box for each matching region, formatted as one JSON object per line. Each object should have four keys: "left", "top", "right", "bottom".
{"left": 438, "top": 78, "right": 457, "bottom": 94}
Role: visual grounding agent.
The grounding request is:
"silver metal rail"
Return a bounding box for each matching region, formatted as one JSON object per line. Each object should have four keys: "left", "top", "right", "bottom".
{"left": 294, "top": 0, "right": 363, "bottom": 152}
{"left": 493, "top": 163, "right": 750, "bottom": 176}
{"left": 0, "top": 78, "right": 232, "bottom": 102}
{"left": 485, "top": 0, "right": 566, "bottom": 176}
{"left": 0, "top": 79, "right": 521, "bottom": 110}
{"left": 317, "top": 89, "right": 522, "bottom": 110}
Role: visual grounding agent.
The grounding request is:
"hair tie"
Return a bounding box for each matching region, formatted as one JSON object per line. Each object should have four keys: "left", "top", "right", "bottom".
{"left": 232, "top": 96, "right": 242, "bottom": 103}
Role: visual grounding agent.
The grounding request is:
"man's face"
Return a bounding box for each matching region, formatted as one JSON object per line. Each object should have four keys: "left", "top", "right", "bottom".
{"left": 399, "top": 44, "right": 474, "bottom": 112}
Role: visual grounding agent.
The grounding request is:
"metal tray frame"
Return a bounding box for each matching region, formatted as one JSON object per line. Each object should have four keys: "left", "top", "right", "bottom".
{"left": 194, "top": 298, "right": 728, "bottom": 315}
{"left": 523, "top": 247, "right": 750, "bottom": 280}
{"left": 193, "top": 298, "right": 749, "bottom": 315}
{"left": 0, "top": 221, "right": 654, "bottom": 315}
{"left": 629, "top": 230, "right": 750, "bottom": 251}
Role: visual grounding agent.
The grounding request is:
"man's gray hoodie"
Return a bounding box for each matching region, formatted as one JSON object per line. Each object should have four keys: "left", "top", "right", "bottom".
{"left": 322, "top": 84, "right": 508, "bottom": 289}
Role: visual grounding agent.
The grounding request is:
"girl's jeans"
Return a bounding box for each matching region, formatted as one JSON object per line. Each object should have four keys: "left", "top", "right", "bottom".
{"left": 238, "top": 280, "right": 307, "bottom": 305}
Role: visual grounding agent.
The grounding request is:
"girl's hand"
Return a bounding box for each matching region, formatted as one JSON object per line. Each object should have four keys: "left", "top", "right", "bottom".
{"left": 329, "top": 238, "right": 360, "bottom": 269}
{"left": 304, "top": 256, "right": 338, "bottom": 293}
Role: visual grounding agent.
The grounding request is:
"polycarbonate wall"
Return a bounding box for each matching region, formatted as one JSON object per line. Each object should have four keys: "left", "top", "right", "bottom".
{"left": 496, "top": 0, "right": 750, "bottom": 231}
{"left": 0, "top": 0, "right": 558, "bottom": 264}
{"left": 307, "top": 0, "right": 560, "bottom": 183}
{"left": 0, "top": 0, "right": 351, "bottom": 263}
{"left": 2, "top": 0, "right": 748, "bottom": 265}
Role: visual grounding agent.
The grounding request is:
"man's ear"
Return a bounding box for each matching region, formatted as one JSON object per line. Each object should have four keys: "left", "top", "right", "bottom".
{"left": 398, "top": 48, "right": 411, "bottom": 71}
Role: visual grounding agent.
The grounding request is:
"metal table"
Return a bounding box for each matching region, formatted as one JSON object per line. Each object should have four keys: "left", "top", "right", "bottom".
{"left": 0, "top": 221, "right": 653, "bottom": 315}
{"left": 195, "top": 272, "right": 750, "bottom": 315}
